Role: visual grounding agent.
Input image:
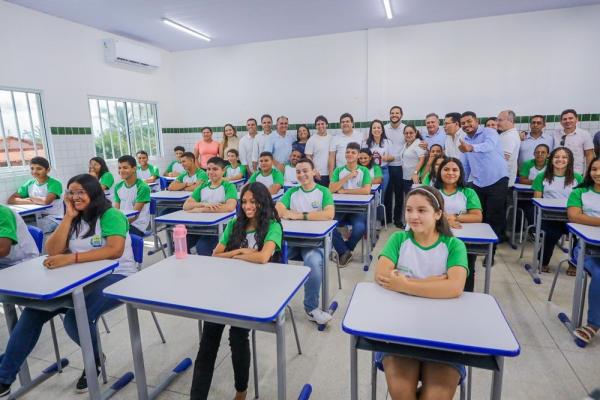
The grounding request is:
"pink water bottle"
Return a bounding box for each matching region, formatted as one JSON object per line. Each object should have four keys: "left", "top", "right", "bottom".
{"left": 173, "top": 224, "right": 188, "bottom": 259}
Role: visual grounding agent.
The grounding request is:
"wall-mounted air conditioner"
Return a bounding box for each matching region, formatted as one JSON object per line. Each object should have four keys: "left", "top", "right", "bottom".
{"left": 103, "top": 39, "right": 161, "bottom": 72}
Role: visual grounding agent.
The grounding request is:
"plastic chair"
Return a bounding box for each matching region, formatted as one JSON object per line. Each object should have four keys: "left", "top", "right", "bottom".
{"left": 27, "top": 225, "right": 43, "bottom": 253}
{"left": 159, "top": 176, "right": 169, "bottom": 190}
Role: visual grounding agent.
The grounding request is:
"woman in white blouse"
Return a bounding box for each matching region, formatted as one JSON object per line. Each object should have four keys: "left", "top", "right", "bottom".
{"left": 401, "top": 124, "right": 426, "bottom": 196}
{"left": 363, "top": 119, "right": 394, "bottom": 197}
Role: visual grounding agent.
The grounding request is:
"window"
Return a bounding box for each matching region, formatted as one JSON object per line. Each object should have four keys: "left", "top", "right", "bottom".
{"left": 89, "top": 97, "right": 160, "bottom": 160}
{"left": 0, "top": 88, "right": 48, "bottom": 168}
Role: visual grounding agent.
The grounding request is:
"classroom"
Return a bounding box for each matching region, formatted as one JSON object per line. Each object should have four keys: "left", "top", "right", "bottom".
{"left": 0, "top": 0, "right": 599, "bottom": 399}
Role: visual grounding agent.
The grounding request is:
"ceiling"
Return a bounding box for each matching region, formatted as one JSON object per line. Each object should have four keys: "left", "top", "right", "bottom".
{"left": 8, "top": 0, "right": 600, "bottom": 52}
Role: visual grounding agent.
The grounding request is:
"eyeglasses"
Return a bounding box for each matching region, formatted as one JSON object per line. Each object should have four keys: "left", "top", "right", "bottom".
{"left": 560, "top": 135, "right": 566, "bottom": 146}
{"left": 67, "top": 190, "right": 87, "bottom": 198}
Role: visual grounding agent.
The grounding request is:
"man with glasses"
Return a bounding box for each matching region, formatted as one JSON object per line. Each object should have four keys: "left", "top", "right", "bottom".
{"left": 518, "top": 115, "right": 554, "bottom": 166}
{"left": 552, "top": 109, "right": 594, "bottom": 174}
{"left": 443, "top": 112, "right": 465, "bottom": 160}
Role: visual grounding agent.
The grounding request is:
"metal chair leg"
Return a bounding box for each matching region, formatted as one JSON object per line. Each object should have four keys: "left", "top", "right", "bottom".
{"left": 101, "top": 315, "right": 110, "bottom": 334}
{"left": 286, "top": 305, "right": 302, "bottom": 355}
{"left": 96, "top": 323, "right": 108, "bottom": 384}
{"left": 49, "top": 318, "right": 63, "bottom": 373}
{"left": 548, "top": 259, "right": 568, "bottom": 301}
{"left": 466, "top": 366, "right": 472, "bottom": 400}
{"left": 251, "top": 330, "right": 259, "bottom": 399}
{"left": 519, "top": 225, "right": 535, "bottom": 259}
{"left": 150, "top": 311, "right": 166, "bottom": 344}
{"left": 157, "top": 236, "right": 167, "bottom": 258}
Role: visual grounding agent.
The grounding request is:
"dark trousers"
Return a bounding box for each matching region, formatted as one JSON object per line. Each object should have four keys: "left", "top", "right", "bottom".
{"left": 385, "top": 166, "right": 404, "bottom": 224}
{"left": 190, "top": 322, "right": 250, "bottom": 399}
{"left": 472, "top": 177, "right": 509, "bottom": 243}
{"left": 539, "top": 220, "right": 568, "bottom": 267}
{"left": 129, "top": 225, "right": 145, "bottom": 237}
{"left": 316, "top": 175, "right": 330, "bottom": 188}
{"left": 464, "top": 254, "right": 477, "bottom": 292}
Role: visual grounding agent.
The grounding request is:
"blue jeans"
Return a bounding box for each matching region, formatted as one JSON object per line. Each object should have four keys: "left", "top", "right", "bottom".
{"left": 288, "top": 246, "right": 324, "bottom": 312}
{"left": 189, "top": 235, "right": 219, "bottom": 256}
{"left": 332, "top": 212, "right": 366, "bottom": 255}
{"left": 573, "top": 244, "right": 600, "bottom": 327}
{"left": 0, "top": 273, "right": 125, "bottom": 385}
{"left": 380, "top": 166, "right": 390, "bottom": 200}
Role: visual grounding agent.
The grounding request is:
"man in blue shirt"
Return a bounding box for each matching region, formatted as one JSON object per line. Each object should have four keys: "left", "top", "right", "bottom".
{"left": 518, "top": 115, "right": 554, "bottom": 166}
{"left": 265, "top": 115, "right": 295, "bottom": 171}
{"left": 458, "top": 111, "right": 509, "bottom": 244}
{"left": 419, "top": 112, "right": 446, "bottom": 150}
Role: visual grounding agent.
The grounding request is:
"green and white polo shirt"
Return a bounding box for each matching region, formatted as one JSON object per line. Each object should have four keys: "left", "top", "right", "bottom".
{"left": 331, "top": 165, "right": 372, "bottom": 189}
{"left": 532, "top": 172, "right": 583, "bottom": 199}
{"left": 279, "top": 184, "right": 333, "bottom": 212}
{"left": 248, "top": 168, "right": 285, "bottom": 188}
{"left": 225, "top": 164, "right": 247, "bottom": 179}
{"left": 369, "top": 165, "right": 383, "bottom": 180}
{"left": 219, "top": 218, "right": 282, "bottom": 251}
{"left": 519, "top": 159, "right": 547, "bottom": 181}
{"left": 137, "top": 164, "right": 160, "bottom": 180}
{"left": 99, "top": 172, "right": 115, "bottom": 190}
{"left": 441, "top": 187, "right": 482, "bottom": 216}
{"left": 176, "top": 168, "right": 209, "bottom": 185}
{"left": 165, "top": 160, "right": 185, "bottom": 175}
{"left": 191, "top": 180, "right": 238, "bottom": 204}
{"left": 17, "top": 177, "right": 63, "bottom": 216}
{"left": 567, "top": 187, "right": 600, "bottom": 218}
{"left": 114, "top": 178, "right": 151, "bottom": 232}
{"left": 0, "top": 204, "right": 39, "bottom": 268}
{"left": 284, "top": 164, "right": 298, "bottom": 184}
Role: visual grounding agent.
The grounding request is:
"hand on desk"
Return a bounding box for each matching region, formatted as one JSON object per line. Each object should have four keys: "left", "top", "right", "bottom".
{"left": 376, "top": 269, "right": 408, "bottom": 292}
{"left": 43, "top": 253, "right": 76, "bottom": 269}
{"left": 446, "top": 214, "right": 462, "bottom": 229}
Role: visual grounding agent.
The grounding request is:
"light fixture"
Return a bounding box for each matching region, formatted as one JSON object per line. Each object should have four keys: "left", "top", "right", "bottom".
{"left": 162, "top": 18, "right": 211, "bottom": 42}
{"left": 382, "top": 0, "right": 393, "bottom": 19}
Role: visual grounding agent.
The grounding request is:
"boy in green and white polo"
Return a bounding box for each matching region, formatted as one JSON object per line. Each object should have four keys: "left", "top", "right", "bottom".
{"left": 164, "top": 146, "right": 186, "bottom": 177}
{"left": 114, "top": 155, "right": 151, "bottom": 237}
{"left": 0, "top": 204, "right": 39, "bottom": 269}
{"left": 224, "top": 149, "right": 247, "bottom": 181}
{"left": 248, "top": 151, "right": 284, "bottom": 195}
{"left": 136, "top": 150, "right": 160, "bottom": 185}
{"left": 168, "top": 152, "right": 208, "bottom": 192}
{"left": 276, "top": 158, "right": 335, "bottom": 325}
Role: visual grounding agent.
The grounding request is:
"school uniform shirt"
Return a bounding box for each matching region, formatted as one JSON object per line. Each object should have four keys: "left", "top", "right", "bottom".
{"left": 331, "top": 165, "right": 372, "bottom": 190}
{"left": 499, "top": 128, "right": 521, "bottom": 187}
{"left": 280, "top": 184, "right": 333, "bottom": 212}
{"left": 384, "top": 123, "right": 406, "bottom": 167}
{"left": 0, "top": 204, "right": 39, "bottom": 268}
{"left": 190, "top": 180, "right": 238, "bottom": 204}
{"left": 401, "top": 140, "right": 426, "bottom": 180}
{"left": 219, "top": 218, "right": 282, "bottom": 251}
{"left": 568, "top": 187, "right": 600, "bottom": 217}
{"left": 137, "top": 164, "right": 160, "bottom": 180}
{"left": 441, "top": 187, "right": 482, "bottom": 216}
{"left": 176, "top": 168, "right": 209, "bottom": 185}
{"left": 248, "top": 168, "right": 285, "bottom": 188}
{"left": 552, "top": 127, "right": 594, "bottom": 174}
{"left": 379, "top": 231, "right": 468, "bottom": 279}
{"left": 284, "top": 164, "right": 297, "bottom": 184}
{"left": 329, "top": 131, "right": 365, "bottom": 168}
{"left": 531, "top": 172, "right": 583, "bottom": 199}
{"left": 519, "top": 159, "right": 547, "bottom": 181}
{"left": 164, "top": 160, "right": 185, "bottom": 175}
{"left": 518, "top": 132, "right": 554, "bottom": 166}
{"left": 239, "top": 133, "right": 259, "bottom": 166}
{"left": 369, "top": 165, "right": 383, "bottom": 180}
{"left": 225, "top": 164, "right": 247, "bottom": 179}
{"left": 99, "top": 172, "right": 115, "bottom": 189}
{"left": 17, "top": 177, "right": 63, "bottom": 216}
{"left": 304, "top": 133, "right": 331, "bottom": 176}
{"left": 114, "top": 178, "right": 151, "bottom": 232}
{"left": 68, "top": 207, "right": 136, "bottom": 275}
{"left": 362, "top": 139, "right": 392, "bottom": 167}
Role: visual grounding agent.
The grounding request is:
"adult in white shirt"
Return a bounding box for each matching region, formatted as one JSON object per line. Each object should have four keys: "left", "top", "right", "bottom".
{"left": 443, "top": 112, "right": 465, "bottom": 161}
{"left": 384, "top": 105, "right": 406, "bottom": 227}
{"left": 518, "top": 115, "right": 554, "bottom": 166}
{"left": 400, "top": 124, "right": 426, "bottom": 193}
{"left": 362, "top": 119, "right": 394, "bottom": 197}
{"left": 419, "top": 113, "right": 446, "bottom": 151}
{"left": 305, "top": 115, "right": 332, "bottom": 187}
{"left": 328, "top": 112, "right": 365, "bottom": 174}
{"left": 552, "top": 109, "right": 594, "bottom": 175}
{"left": 251, "top": 114, "right": 273, "bottom": 171}
{"left": 497, "top": 110, "right": 521, "bottom": 187}
{"left": 238, "top": 117, "right": 259, "bottom": 174}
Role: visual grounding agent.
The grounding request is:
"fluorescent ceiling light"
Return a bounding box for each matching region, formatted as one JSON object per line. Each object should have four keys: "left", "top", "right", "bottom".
{"left": 162, "top": 18, "right": 211, "bottom": 42}
{"left": 382, "top": 0, "right": 393, "bottom": 19}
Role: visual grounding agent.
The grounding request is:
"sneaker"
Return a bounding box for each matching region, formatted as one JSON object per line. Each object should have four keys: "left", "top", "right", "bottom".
{"left": 0, "top": 383, "right": 10, "bottom": 398}
{"left": 306, "top": 308, "right": 333, "bottom": 325}
{"left": 338, "top": 251, "right": 353, "bottom": 267}
{"left": 75, "top": 353, "right": 104, "bottom": 394}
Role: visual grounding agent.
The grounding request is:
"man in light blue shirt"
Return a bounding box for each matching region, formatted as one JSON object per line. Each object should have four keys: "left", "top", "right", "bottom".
{"left": 518, "top": 115, "right": 554, "bottom": 166}
{"left": 265, "top": 115, "right": 295, "bottom": 170}
{"left": 459, "top": 111, "right": 509, "bottom": 244}
{"left": 419, "top": 112, "right": 446, "bottom": 150}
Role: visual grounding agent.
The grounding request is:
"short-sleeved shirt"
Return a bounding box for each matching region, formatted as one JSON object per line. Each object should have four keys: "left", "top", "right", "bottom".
{"left": 0, "top": 204, "right": 39, "bottom": 268}
{"left": 384, "top": 123, "right": 407, "bottom": 167}
{"left": 279, "top": 184, "right": 333, "bottom": 212}
{"left": 68, "top": 207, "right": 135, "bottom": 275}
{"left": 331, "top": 165, "right": 371, "bottom": 189}
{"left": 239, "top": 133, "right": 258, "bottom": 166}
{"left": 137, "top": 164, "right": 159, "bottom": 180}
{"left": 284, "top": 164, "right": 297, "bottom": 184}
{"left": 195, "top": 140, "right": 221, "bottom": 169}
{"left": 114, "top": 178, "right": 151, "bottom": 232}
{"left": 251, "top": 132, "right": 271, "bottom": 163}
{"left": 248, "top": 168, "right": 285, "bottom": 188}
{"left": 176, "top": 168, "right": 208, "bottom": 185}
{"left": 164, "top": 160, "right": 185, "bottom": 175}
{"left": 379, "top": 231, "right": 468, "bottom": 279}
{"left": 264, "top": 132, "right": 296, "bottom": 165}
{"left": 369, "top": 165, "right": 383, "bottom": 180}
{"left": 329, "top": 131, "right": 365, "bottom": 168}
{"left": 191, "top": 180, "right": 238, "bottom": 204}
{"left": 17, "top": 177, "right": 63, "bottom": 216}
{"left": 552, "top": 128, "right": 594, "bottom": 174}
{"left": 441, "top": 187, "right": 482, "bottom": 216}
{"left": 518, "top": 132, "right": 554, "bottom": 166}
{"left": 225, "top": 164, "right": 247, "bottom": 179}
{"left": 219, "top": 218, "right": 282, "bottom": 251}
{"left": 99, "top": 172, "right": 115, "bottom": 190}
{"left": 519, "top": 159, "right": 547, "bottom": 181}
{"left": 531, "top": 172, "right": 583, "bottom": 199}
{"left": 401, "top": 140, "right": 426, "bottom": 180}
{"left": 362, "top": 138, "right": 392, "bottom": 167}
{"left": 499, "top": 128, "right": 521, "bottom": 187}
{"left": 422, "top": 127, "right": 446, "bottom": 150}
{"left": 444, "top": 130, "right": 466, "bottom": 163}
{"left": 568, "top": 187, "right": 600, "bottom": 217}
{"left": 304, "top": 134, "right": 331, "bottom": 176}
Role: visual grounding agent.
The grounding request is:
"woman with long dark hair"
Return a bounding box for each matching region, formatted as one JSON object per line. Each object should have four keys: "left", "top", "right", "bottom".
{"left": 89, "top": 156, "right": 114, "bottom": 191}
{"left": 364, "top": 119, "right": 393, "bottom": 196}
{"left": 190, "top": 182, "right": 282, "bottom": 400}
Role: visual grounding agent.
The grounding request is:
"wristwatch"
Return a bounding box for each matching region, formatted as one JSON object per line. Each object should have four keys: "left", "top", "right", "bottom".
{"left": 303, "top": 212, "right": 308, "bottom": 220}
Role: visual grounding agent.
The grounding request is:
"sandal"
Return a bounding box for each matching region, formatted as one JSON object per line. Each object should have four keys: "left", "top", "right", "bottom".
{"left": 566, "top": 265, "right": 577, "bottom": 276}
{"left": 574, "top": 325, "right": 598, "bottom": 344}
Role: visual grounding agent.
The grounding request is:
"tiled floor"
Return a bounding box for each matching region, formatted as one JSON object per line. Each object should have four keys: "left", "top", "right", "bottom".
{"left": 1, "top": 228, "right": 599, "bottom": 399}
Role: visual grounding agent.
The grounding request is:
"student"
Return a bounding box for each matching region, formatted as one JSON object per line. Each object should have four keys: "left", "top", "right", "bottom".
{"left": 164, "top": 146, "right": 186, "bottom": 177}
{"left": 567, "top": 156, "right": 600, "bottom": 345}
{"left": 0, "top": 204, "right": 39, "bottom": 269}
{"left": 183, "top": 157, "right": 238, "bottom": 255}
{"left": 519, "top": 143, "right": 549, "bottom": 185}
{"left": 374, "top": 186, "right": 468, "bottom": 400}
{"left": 434, "top": 157, "right": 483, "bottom": 292}
{"left": 305, "top": 115, "right": 332, "bottom": 187}
{"left": 8, "top": 156, "right": 62, "bottom": 234}
{"left": 190, "top": 182, "right": 282, "bottom": 400}
{"left": 400, "top": 124, "right": 426, "bottom": 196}
{"left": 168, "top": 152, "right": 208, "bottom": 192}
{"left": 0, "top": 174, "right": 135, "bottom": 396}
{"left": 248, "top": 151, "right": 284, "bottom": 195}
{"left": 421, "top": 155, "right": 446, "bottom": 186}
{"left": 532, "top": 147, "right": 583, "bottom": 274}
{"left": 292, "top": 124, "right": 310, "bottom": 155}
{"left": 358, "top": 148, "right": 383, "bottom": 184}
{"left": 136, "top": 150, "right": 159, "bottom": 184}
{"left": 283, "top": 149, "right": 303, "bottom": 185}
{"left": 114, "top": 155, "right": 151, "bottom": 237}
{"left": 419, "top": 144, "right": 444, "bottom": 183}
{"left": 88, "top": 156, "right": 114, "bottom": 192}
{"left": 224, "top": 149, "right": 247, "bottom": 181}
{"left": 276, "top": 158, "right": 335, "bottom": 324}
{"left": 329, "top": 142, "right": 372, "bottom": 266}
{"left": 221, "top": 123, "right": 240, "bottom": 157}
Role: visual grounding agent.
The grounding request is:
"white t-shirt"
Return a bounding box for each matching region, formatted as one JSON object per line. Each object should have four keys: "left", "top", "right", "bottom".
{"left": 444, "top": 129, "right": 466, "bottom": 161}
{"left": 362, "top": 138, "right": 392, "bottom": 167}
{"left": 304, "top": 133, "right": 331, "bottom": 176}
{"left": 251, "top": 132, "right": 272, "bottom": 163}
{"left": 238, "top": 133, "right": 258, "bottom": 167}
{"left": 329, "top": 130, "right": 365, "bottom": 168}
{"left": 499, "top": 128, "right": 521, "bottom": 187}
{"left": 114, "top": 179, "right": 151, "bottom": 232}
{"left": 532, "top": 173, "right": 583, "bottom": 199}
{"left": 401, "top": 139, "right": 426, "bottom": 180}
{"left": 384, "top": 123, "right": 406, "bottom": 167}
{"left": 552, "top": 127, "right": 594, "bottom": 174}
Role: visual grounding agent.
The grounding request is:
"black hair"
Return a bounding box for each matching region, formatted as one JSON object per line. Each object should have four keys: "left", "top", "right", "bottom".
{"left": 259, "top": 151, "right": 273, "bottom": 160}
{"left": 359, "top": 148, "right": 375, "bottom": 169}
{"left": 30, "top": 156, "right": 50, "bottom": 169}
{"left": 296, "top": 158, "right": 315, "bottom": 169}
{"left": 207, "top": 156, "right": 226, "bottom": 169}
{"left": 484, "top": 117, "right": 498, "bottom": 125}
{"left": 531, "top": 115, "right": 546, "bottom": 123}
{"left": 227, "top": 148, "right": 240, "bottom": 158}
{"left": 389, "top": 105, "right": 404, "bottom": 115}
{"left": 136, "top": 150, "right": 148, "bottom": 157}
{"left": 202, "top": 126, "right": 213, "bottom": 134}
{"left": 118, "top": 155, "right": 136, "bottom": 167}
{"left": 403, "top": 124, "right": 423, "bottom": 140}
{"left": 461, "top": 111, "right": 478, "bottom": 119}
{"left": 560, "top": 109, "right": 578, "bottom": 119}
{"left": 181, "top": 151, "right": 196, "bottom": 161}
{"left": 315, "top": 115, "right": 328, "bottom": 125}
{"left": 534, "top": 143, "right": 550, "bottom": 154}
{"left": 65, "top": 174, "right": 112, "bottom": 247}
{"left": 444, "top": 112, "right": 461, "bottom": 124}
{"left": 366, "top": 119, "right": 388, "bottom": 149}
{"left": 578, "top": 156, "right": 600, "bottom": 188}
{"left": 247, "top": 118, "right": 257, "bottom": 125}
{"left": 296, "top": 124, "right": 311, "bottom": 142}
{"left": 260, "top": 114, "right": 272, "bottom": 122}
{"left": 544, "top": 146, "right": 575, "bottom": 187}
{"left": 89, "top": 156, "right": 109, "bottom": 178}
{"left": 405, "top": 186, "right": 452, "bottom": 237}
{"left": 346, "top": 142, "right": 361, "bottom": 152}
{"left": 174, "top": 146, "right": 185, "bottom": 152}
{"left": 435, "top": 157, "right": 466, "bottom": 189}
{"left": 421, "top": 144, "right": 444, "bottom": 176}
{"left": 340, "top": 112, "right": 354, "bottom": 123}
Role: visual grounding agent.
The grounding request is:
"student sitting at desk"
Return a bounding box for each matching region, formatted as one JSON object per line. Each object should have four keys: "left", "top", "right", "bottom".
{"left": 374, "top": 186, "right": 468, "bottom": 400}
{"left": 283, "top": 149, "right": 302, "bottom": 185}
{"left": 164, "top": 146, "right": 186, "bottom": 178}
{"left": 519, "top": 143, "right": 549, "bottom": 185}
{"left": 358, "top": 147, "right": 383, "bottom": 184}
{"left": 567, "top": 156, "right": 600, "bottom": 345}
{"left": 190, "top": 182, "right": 282, "bottom": 400}
{"left": 419, "top": 143, "right": 444, "bottom": 184}
{"left": 248, "top": 151, "right": 284, "bottom": 195}
{"left": 0, "top": 204, "right": 39, "bottom": 269}
{"left": 421, "top": 155, "right": 446, "bottom": 186}
{"left": 0, "top": 174, "right": 135, "bottom": 396}
{"left": 276, "top": 158, "right": 336, "bottom": 325}
{"left": 224, "top": 149, "right": 247, "bottom": 181}
{"left": 114, "top": 155, "right": 151, "bottom": 237}
{"left": 182, "top": 156, "right": 238, "bottom": 255}
{"left": 329, "top": 142, "right": 372, "bottom": 266}
{"left": 88, "top": 156, "right": 114, "bottom": 192}
{"left": 168, "top": 152, "right": 208, "bottom": 192}
{"left": 532, "top": 146, "right": 583, "bottom": 274}
{"left": 434, "top": 157, "right": 483, "bottom": 292}
{"left": 7, "top": 156, "right": 63, "bottom": 234}
{"left": 136, "top": 150, "right": 160, "bottom": 185}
